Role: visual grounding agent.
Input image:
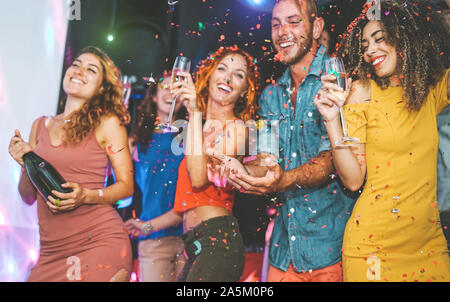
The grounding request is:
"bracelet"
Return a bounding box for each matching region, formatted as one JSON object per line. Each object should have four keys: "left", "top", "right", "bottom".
{"left": 98, "top": 189, "right": 103, "bottom": 197}
{"left": 142, "top": 223, "right": 154, "bottom": 236}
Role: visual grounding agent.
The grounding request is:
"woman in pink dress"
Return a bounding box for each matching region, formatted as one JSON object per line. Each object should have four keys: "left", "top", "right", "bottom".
{"left": 8, "top": 46, "right": 133, "bottom": 282}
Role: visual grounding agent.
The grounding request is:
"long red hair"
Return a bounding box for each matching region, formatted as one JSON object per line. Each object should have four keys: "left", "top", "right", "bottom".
{"left": 194, "top": 46, "right": 260, "bottom": 122}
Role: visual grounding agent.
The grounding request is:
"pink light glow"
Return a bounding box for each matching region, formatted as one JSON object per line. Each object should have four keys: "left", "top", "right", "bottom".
{"left": 130, "top": 272, "right": 137, "bottom": 282}
{"left": 28, "top": 250, "right": 37, "bottom": 262}
{"left": 48, "top": 0, "right": 68, "bottom": 53}
{"left": 0, "top": 71, "right": 4, "bottom": 105}
{"left": 0, "top": 210, "right": 6, "bottom": 226}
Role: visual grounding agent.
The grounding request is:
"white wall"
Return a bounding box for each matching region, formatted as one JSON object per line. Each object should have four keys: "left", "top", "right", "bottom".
{"left": 0, "top": 0, "right": 68, "bottom": 281}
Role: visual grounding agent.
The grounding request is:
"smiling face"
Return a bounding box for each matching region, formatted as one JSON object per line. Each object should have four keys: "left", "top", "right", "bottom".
{"left": 271, "top": 0, "right": 314, "bottom": 65}
{"left": 207, "top": 53, "right": 249, "bottom": 106}
{"left": 63, "top": 53, "right": 104, "bottom": 100}
{"left": 361, "top": 20, "right": 398, "bottom": 79}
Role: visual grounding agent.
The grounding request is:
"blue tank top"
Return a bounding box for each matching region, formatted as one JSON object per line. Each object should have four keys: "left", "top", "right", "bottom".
{"left": 134, "top": 132, "right": 184, "bottom": 240}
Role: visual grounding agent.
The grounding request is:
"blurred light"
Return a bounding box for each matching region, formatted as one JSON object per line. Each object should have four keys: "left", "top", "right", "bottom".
{"left": 116, "top": 196, "right": 132, "bottom": 209}
{"left": 29, "top": 250, "right": 37, "bottom": 262}
{"left": 8, "top": 261, "right": 14, "bottom": 274}
{"left": 0, "top": 210, "right": 5, "bottom": 226}
{"left": 13, "top": 167, "right": 20, "bottom": 184}
{"left": 130, "top": 272, "right": 137, "bottom": 282}
{"left": 238, "top": 0, "right": 272, "bottom": 12}
{"left": 198, "top": 22, "right": 205, "bottom": 31}
{"left": 45, "top": 18, "right": 55, "bottom": 58}
{"left": 0, "top": 71, "right": 4, "bottom": 104}
{"left": 107, "top": 34, "right": 114, "bottom": 42}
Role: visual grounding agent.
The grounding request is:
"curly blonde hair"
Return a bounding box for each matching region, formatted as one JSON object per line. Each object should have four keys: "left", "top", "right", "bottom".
{"left": 63, "top": 46, "right": 130, "bottom": 144}
{"left": 194, "top": 46, "right": 260, "bottom": 122}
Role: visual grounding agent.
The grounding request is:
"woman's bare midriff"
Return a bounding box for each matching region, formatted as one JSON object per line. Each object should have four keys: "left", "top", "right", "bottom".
{"left": 183, "top": 206, "right": 232, "bottom": 233}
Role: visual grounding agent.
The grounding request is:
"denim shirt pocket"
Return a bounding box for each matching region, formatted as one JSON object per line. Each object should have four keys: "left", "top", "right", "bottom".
{"left": 300, "top": 106, "right": 323, "bottom": 159}
{"left": 264, "top": 111, "right": 289, "bottom": 159}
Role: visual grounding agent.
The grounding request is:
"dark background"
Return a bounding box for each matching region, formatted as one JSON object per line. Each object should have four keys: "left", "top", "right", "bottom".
{"left": 62, "top": 0, "right": 368, "bottom": 91}
{"left": 62, "top": 0, "right": 447, "bottom": 90}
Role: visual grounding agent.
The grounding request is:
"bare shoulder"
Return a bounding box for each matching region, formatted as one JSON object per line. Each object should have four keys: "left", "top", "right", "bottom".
{"left": 346, "top": 80, "right": 371, "bottom": 105}
{"left": 96, "top": 114, "right": 127, "bottom": 145}
{"left": 29, "top": 116, "right": 44, "bottom": 147}
{"left": 99, "top": 114, "right": 123, "bottom": 128}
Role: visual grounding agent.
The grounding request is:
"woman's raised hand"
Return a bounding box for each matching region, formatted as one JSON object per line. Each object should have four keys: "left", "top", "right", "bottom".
{"left": 170, "top": 71, "right": 198, "bottom": 114}
{"left": 314, "top": 74, "right": 351, "bottom": 123}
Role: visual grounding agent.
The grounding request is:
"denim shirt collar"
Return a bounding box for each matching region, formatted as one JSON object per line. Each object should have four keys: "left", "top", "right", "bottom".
{"left": 277, "top": 45, "right": 328, "bottom": 88}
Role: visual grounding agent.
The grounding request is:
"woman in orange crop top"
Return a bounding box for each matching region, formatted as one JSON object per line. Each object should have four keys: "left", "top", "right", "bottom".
{"left": 125, "top": 46, "right": 260, "bottom": 281}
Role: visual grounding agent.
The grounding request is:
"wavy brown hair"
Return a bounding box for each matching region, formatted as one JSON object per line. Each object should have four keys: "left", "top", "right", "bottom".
{"left": 63, "top": 46, "right": 130, "bottom": 144}
{"left": 195, "top": 46, "right": 261, "bottom": 122}
{"left": 337, "top": 0, "right": 449, "bottom": 111}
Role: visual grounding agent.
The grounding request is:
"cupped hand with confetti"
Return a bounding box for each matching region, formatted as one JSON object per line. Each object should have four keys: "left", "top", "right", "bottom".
{"left": 209, "top": 151, "right": 283, "bottom": 195}
{"left": 205, "top": 148, "right": 249, "bottom": 188}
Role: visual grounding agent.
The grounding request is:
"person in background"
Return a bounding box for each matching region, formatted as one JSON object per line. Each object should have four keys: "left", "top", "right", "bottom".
{"left": 8, "top": 46, "right": 133, "bottom": 282}
{"left": 318, "top": 28, "right": 332, "bottom": 55}
{"left": 126, "top": 71, "right": 187, "bottom": 282}
{"left": 314, "top": 0, "right": 450, "bottom": 281}
{"left": 437, "top": 5, "right": 450, "bottom": 252}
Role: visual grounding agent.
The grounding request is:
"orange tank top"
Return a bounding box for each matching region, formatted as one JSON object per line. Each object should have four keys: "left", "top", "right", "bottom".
{"left": 173, "top": 157, "right": 234, "bottom": 213}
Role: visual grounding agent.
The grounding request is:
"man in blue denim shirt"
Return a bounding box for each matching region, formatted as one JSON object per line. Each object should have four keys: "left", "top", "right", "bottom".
{"left": 224, "top": 0, "right": 357, "bottom": 281}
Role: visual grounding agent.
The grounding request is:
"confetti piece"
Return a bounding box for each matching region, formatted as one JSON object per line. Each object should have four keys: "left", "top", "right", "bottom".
{"left": 274, "top": 52, "right": 285, "bottom": 62}
{"left": 107, "top": 144, "right": 125, "bottom": 155}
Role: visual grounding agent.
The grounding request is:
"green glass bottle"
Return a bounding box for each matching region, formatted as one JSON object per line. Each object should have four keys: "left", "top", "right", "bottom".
{"left": 23, "top": 152, "right": 72, "bottom": 202}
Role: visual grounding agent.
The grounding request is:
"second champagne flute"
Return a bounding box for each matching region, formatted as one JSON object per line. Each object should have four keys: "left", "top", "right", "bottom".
{"left": 324, "top": 57, "right": 360, "bottom": 147}
{"left": 160, "top": 56, "right": 191, "bottom": 133}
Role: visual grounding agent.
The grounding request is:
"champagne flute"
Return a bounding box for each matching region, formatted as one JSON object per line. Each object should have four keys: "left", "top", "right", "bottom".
{"left": 122, "top": 75, "right": 136, "bottom": 109}
{"left": 324, "top": 57, "right": 359, "bottom": 147}
{"left": 159, "top": 56, "right": 191, "bottom": 133}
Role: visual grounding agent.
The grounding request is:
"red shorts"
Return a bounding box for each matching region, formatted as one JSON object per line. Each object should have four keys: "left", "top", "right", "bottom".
{"left": 268, "top": 261, "right": 343, "bottom": 282}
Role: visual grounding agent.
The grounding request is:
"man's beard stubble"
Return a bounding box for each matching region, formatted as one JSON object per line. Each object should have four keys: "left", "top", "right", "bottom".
{"left": 282, "top": 29, "right": 314, "bottom": 66}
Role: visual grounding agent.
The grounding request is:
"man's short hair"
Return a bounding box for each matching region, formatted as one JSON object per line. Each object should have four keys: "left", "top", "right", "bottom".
{"left": 276, "top": 0, "right": 319, "bottom": 23}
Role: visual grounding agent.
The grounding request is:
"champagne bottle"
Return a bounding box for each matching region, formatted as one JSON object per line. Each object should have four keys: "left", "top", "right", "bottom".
{"left": 23, "top": 152, "right": 72, "bottom": 202}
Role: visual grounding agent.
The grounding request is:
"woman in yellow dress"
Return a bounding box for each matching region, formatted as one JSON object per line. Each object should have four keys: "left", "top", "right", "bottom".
{"left": 314, "top": 0, "right": 450, "bottom": 281}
